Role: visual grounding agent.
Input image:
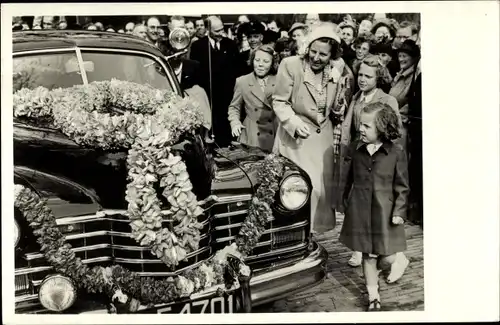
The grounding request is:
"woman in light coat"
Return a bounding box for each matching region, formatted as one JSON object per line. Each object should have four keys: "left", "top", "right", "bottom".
{"left": 228, "top": 44, "right": 278, "bottom": 152}
{"left": 389, "top": 39, "right": 421, "bottom": 153}
{"left": 272, "top": 23, "right": 354, "bottom": 234}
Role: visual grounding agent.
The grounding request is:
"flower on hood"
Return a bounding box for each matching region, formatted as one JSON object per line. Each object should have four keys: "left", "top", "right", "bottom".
{"left": 199, "top": 263, "right": 216, "bottom": 287}
{"left": 112, "top": 289, "right": 128, "bottom": 304}
{"left": 214, "top": 243, "right": 243, "bottom": 264}
{"left": 239, "top": 264, "right": 251, "bottom": 277}
{"left": 14, "top": 184, "right": 25, "bottom": 201}
{"left": 176, "top": 276, "right": 195, "bottom": 297}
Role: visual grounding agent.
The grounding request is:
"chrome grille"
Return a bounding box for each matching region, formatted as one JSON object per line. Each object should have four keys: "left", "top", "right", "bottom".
{"left": 24, "top": 211, "right": 212, "bottom": 275}
{"left": 15, "top": 274, "right": 30, "bottom": 296}
{"left": 210, "top": 194, "right": 309, "bottom": 257}
{"left": 15, "top": 193, "right": 309, "bottom": 306}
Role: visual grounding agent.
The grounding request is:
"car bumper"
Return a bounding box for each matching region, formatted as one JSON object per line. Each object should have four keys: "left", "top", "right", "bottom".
{"left": 16, "top": 241, "right": 328, "bottom": 313}
{"left": 249, "top": 241, "right": 328, "bottom": 307}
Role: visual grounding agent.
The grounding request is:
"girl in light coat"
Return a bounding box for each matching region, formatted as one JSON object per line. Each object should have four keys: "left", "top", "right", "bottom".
{"left": 228, "top": 44, "right": 278, "bottom": 152}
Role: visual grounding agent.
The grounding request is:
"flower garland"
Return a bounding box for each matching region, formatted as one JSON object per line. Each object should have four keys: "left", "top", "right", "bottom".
{"left": 13, "top": 80, "right": 287, "bottom": 308}
{"left": 13, "top": 153, "right": 284, "bottom": 308}
{"left": 236, "top": 154, "right": 285, "bottom": 255}
{"left": 14, "top": 80, "right": 205, "bottom": 267}
{"left": 14, "top": 184, "right": 245, "bottom": 308}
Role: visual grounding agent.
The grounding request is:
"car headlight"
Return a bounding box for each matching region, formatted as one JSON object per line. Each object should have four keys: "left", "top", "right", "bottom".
{"left": 279, "top": 175, "right": 309, "bottom": 210}
{"left": 38, "top": 274, "right": 77, "bottom": 312}
{"left": 14, "top": 219, "right": 20, "bottom": 247}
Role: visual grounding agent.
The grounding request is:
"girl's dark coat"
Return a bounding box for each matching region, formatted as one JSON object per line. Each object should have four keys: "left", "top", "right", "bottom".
{"left": 339, "top": 140, "right": 410, "bottom": 255}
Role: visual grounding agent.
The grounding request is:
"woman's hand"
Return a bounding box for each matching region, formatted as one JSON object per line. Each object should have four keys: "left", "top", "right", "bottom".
{"left": 231, "top": 123, "right": 245, "bottom": 138}
{"left": 295, "top": 124, "right": 311, "bottom": 139}
{"left": 392, "top": 216, "right": 404, "bottom": 225}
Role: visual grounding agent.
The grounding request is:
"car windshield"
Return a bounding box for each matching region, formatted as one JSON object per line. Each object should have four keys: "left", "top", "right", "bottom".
{"left": 13, "top": 49, "right": 174, "bottom": 93}
{"left": 81, "top": 51, "right": 173, "bottom": 92}
{"left": 13, "top": 52, "right": 82, "bottom": 91}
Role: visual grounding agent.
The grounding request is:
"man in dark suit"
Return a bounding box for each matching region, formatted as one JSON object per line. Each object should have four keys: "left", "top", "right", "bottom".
{"left": 190, "top": 16, "right": 240, "bottom": 147}
{"left": 158, "top": 39, "right": 212, "bottom": 131}
{"left": 159, "top": 42, "right": 201, "bottom": 90}
{"left": 177, "top": 59, "right": 202, "bottom": 92}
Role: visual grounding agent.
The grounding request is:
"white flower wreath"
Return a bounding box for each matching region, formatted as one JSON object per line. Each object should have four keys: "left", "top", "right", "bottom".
{"left": 14, "top": 79, "right": 205, "bottom": 266}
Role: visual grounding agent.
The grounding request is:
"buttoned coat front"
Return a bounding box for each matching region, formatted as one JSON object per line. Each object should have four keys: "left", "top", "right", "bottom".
{"left": 339, "top": 140, "right": 409, "bottom": 255}
{"left": 272, "top": 56, "right": 345, "bottom": 233}
{"left": 227, "top": 73, "right": 278, "bottom": 152}
{"left": 332, "top": 88, "right": 399, "bottom": 212}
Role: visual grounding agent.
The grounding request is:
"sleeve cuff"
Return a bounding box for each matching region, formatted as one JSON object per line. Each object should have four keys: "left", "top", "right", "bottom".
{"left": 281, "top": 115, "right": 302, "bottom": 138}
{"left": 230, "top": 120, "right": 243, "bottom": 129}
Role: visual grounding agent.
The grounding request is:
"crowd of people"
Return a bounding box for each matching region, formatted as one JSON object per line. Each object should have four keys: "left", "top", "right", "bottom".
{"left": 13, "top": 13, "right": 423, "bottom": 312}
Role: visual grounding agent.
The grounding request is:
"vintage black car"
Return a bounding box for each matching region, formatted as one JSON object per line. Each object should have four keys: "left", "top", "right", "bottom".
{"left": 13, "top": 30, "right": 328, "bottom": 314}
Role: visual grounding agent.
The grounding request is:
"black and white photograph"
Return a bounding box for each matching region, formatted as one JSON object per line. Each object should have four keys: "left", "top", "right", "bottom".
{"left": 2, "top": 1, "right": 499, "bottom": 323}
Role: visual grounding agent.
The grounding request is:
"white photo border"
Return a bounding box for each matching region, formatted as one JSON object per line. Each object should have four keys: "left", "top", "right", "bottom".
{"left": 2, "top": 1, "right": 499, "bottom": 323}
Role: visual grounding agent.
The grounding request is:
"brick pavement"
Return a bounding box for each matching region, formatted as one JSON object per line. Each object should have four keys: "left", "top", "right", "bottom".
{"left": 254, "top": 213, "right": 424, "bottom": 312}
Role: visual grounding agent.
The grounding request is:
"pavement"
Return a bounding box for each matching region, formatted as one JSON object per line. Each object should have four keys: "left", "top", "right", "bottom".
{"left": 253, "top": 213, "right": 424, "bottom": 312}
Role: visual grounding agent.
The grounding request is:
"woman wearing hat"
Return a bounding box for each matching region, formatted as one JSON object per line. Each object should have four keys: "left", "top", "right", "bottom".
{"left": 358, "top": 19, "right": 373, "bottom": 36}
{"left": 339, "top": 20, "right": 357, "bottom": 47}
{"left": 370, "top": 42, "right": 395, "bottom": 92}
{"left": 273, "top": 22, "right": 354, "bottom": 234}
{"left": 371, "top": 18, "right": 398, "bottom": 45}
{"left": 228, "top": 44, "right": 278, "bottom": 152}
{"left": 372, "top": 41, "right": 401, "bottom": 78}
{"left": 389, "top": 39, "right": 421, "bottom": 153}
{"left": 288, "top": 22, "right": 308, "bottom": 55}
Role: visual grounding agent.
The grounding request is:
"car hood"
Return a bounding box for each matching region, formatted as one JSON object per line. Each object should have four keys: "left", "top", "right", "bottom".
{"left": 211, "top": 144, "right": 266, "bottom": 195}
{"left": 213, "top": 143, "right": 304, "bottom": 193}
{"left": 14, "top": 122, "right": 304, "bottom": 218}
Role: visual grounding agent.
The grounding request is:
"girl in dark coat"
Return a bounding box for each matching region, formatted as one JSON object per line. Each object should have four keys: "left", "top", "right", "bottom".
{"left": 339, "top": 102, "right": 410, "bottom": 311}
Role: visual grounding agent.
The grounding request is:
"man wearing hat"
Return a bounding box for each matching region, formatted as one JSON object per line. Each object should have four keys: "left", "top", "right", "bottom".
{"left": 263, "top": 28, "right": 281, "bottom": 47}
{"left": 236, "top": 20, "right": 266, "bottom": 77}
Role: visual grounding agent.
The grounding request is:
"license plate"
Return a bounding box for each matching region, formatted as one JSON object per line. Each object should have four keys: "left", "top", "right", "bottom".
{"left": 144, "top": 293, "right": 237, "bottom": 314}
{"left": 162, "top": 294, "right": 235, "bottom": 314}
